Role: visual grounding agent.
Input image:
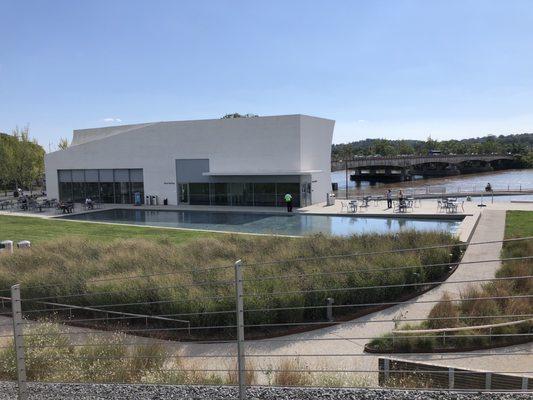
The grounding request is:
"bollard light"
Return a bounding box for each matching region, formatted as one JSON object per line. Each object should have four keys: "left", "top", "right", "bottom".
{"left": 0, "top": 240, "right": 14, "bottom": 255}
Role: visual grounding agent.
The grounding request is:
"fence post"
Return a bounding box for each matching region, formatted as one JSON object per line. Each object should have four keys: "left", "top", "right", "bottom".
{"left": 234, "top": 260, "right": 246, "bottom": 400}
{"left": 485, "top": 372, "right": 492, "bottom": 390}
{"left": 522, "top": 377, "right": 528, "bottom": 390}
{"left": 326, "top": 298, "right": 334, "bottom": 322}
{"left": 383, "top": 358, "right": 390, "bottom": 383}
{"left": 448, "top": 367, "right": 454, "bottom": 389}
{"left": 11, "top": 284, "right": 28, "bottom": 400}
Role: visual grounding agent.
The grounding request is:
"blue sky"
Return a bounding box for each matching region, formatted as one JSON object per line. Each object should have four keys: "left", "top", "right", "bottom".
{"left": 1, "top": 0, "right": 533, "bottom": 150}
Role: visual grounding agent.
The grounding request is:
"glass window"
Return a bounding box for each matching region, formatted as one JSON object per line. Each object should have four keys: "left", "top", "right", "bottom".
{"left": 72, "top": 182, "right": 85, "bottom": 202}
{"left": 189, "top": 183, "right": 210, "bottom": 205}
{"left": 58, "top": 170, "right": 72, "bottom": 182}
{"left": 130, "top": 169, "right": 143, "bottom": 182}
{"left": 85, "top": 182, "right": 99, "bottom": 201}
{"left": 114, "top": 181, "right": 131, "bottom": 204}
{"left": 99, "top": 169, "right": 114, "bottom": 181}
{"left": 99, "top": 182, "right": 114, "bottom": 203}
{"left": 85, "top": 170, "right": 99, "bottom": 182}
{"left": 114, "top": 169, "right": 130, "bottom": 182}
{"left": 229, "top": 183, "right": 253, "bottom": 206}
{"left": 72, "top": 170, "right": 85, "bottom": 182}
{"left": 253, "top": 183, "right": 276, "bottom": 207}
{"left": 131, "top": 182, "right": 144, "bottom": 204}
{"left": 57, "top": 168, "right": 144, "bottom": 204}
{"left": 178, "top": 184, "right": 189, "bottom": 204}
{"left": 212, "top": 183, "right": 228, "bottom": 205}
{"left": 59, "top": 182, "right": 73, "bottom": 202}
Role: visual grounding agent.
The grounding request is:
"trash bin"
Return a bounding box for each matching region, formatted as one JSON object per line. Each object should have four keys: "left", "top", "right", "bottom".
{"left": 326, "top": 193, "right": 336, "bottom": 206}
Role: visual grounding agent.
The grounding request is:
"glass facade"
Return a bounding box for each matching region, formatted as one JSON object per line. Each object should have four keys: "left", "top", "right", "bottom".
{"left": 57, "top": 169, "right": 144, "bottom": 204}
{"left": 182, "top": 182, "right": 300, "bottom": 207}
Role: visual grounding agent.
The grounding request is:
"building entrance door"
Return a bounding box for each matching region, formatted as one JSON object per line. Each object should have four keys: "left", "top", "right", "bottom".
{"left": 178, "top": 183, "right": 189, "bottom": 204}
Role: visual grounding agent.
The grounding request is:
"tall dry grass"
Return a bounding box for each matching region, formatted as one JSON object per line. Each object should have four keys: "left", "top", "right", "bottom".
{"left": 0, "top": 231, "right": 459, "bottom": 336}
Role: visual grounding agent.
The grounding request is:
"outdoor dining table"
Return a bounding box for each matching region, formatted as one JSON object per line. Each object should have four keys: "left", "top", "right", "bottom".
{"left": 371, "top": 195, "right": 383, "bottom": 206}
{"left": 59, "top": 203, "right": 74, "bottom": 214}
{"left": 444, "top": 200, "right": 458, "bottom": 213}
{"left": 360, "top": 196, "right": 371, "bottom": 207}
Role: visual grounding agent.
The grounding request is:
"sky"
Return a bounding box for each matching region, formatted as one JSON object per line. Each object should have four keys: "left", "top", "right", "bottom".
{"left": 1, "top": 0, "right": 533, "bottom": 150}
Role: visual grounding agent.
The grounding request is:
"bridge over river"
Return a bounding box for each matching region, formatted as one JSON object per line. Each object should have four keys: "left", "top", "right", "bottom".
{"left": 331, "top": 154, "right": 516, "bottom": 182}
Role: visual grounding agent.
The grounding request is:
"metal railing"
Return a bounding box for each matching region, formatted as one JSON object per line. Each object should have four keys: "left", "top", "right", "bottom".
{"left": 0, "top": 237, "right": 531, "bottom": 399}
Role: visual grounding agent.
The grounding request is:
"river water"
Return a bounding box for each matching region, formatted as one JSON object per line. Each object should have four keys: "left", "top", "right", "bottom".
{"left": 331, "top": 168, "right": 533, "bottom": 197}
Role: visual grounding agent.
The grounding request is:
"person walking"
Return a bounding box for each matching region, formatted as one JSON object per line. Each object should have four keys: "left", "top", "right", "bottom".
{"left": 284, "top": 193, "right": 293, "bottom": 212}
{"left": 386, "top": 189, "right": 392, "bottom": 209}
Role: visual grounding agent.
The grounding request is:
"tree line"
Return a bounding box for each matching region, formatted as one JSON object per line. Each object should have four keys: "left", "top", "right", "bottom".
{"left": 0, "top": 126, "right": 45, "bottom": 194}
{"left": 331, "top": 133, "right": 533, "bottom": 166}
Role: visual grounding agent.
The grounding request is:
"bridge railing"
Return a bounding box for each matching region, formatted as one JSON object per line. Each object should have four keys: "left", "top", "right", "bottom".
{"left": 333, "top": 184, "right": 532, "bottom": 200}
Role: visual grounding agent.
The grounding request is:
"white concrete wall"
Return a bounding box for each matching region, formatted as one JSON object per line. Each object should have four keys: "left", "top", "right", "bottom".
{"left": 299, "top": 115, "right": 335, "bottom": 204}
{"left": 45, "top": 115, "right": 334, "bottom": 206}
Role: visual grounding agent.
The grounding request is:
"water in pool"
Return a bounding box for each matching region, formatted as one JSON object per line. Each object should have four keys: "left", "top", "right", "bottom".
{"left": 59, "top": 209, "right": 462, "bottom": 236}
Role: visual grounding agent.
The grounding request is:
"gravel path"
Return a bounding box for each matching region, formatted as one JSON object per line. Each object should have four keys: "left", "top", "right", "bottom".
{"left": 0, "top": 382, "right": 530, "bottom": 400}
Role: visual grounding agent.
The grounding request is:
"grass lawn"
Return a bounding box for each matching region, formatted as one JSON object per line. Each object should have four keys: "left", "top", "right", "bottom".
{"left": 0, "top": 215, "right": 214, "bottom": 245}
{"left": 504, "top": 210, "right": 533, "bottom": 238}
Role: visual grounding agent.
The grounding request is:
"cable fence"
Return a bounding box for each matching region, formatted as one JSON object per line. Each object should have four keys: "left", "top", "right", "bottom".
{"left": 0, "top": 237, "right": 530, "bottom": 399}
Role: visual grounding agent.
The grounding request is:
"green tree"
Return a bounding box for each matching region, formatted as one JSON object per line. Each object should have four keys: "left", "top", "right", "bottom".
{"left": 1, "top": 126, "right": 45, "bottom": 193}
{"left": 58, "top": 137, "right": 69, "bottom": 150}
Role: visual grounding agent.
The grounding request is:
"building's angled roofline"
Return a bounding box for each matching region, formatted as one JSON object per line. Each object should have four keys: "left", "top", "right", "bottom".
{"left": 74, "top": 114, "right": 333, "bottom": 132}
{"left": 68, "top": 114, "right": 334, "bottom": 147}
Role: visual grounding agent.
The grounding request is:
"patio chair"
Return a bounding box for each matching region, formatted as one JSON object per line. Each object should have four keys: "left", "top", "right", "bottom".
{"left": 349, "top": 200, "right": 358, "bottom": 213}
{"left": 340, "top": 201, "right": 349, "bottom": 213}
{"left": 393, "top": 201, "right": 402, "bottom": 213}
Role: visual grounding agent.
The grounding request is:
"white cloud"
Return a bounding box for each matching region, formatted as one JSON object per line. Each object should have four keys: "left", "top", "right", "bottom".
{"left": 102, "top": 117, "right": 122, "bottom": 123}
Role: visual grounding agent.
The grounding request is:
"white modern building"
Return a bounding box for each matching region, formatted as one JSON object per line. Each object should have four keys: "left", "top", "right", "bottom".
{"left": 44, "top": 115, "right": 335, "bottom": 208}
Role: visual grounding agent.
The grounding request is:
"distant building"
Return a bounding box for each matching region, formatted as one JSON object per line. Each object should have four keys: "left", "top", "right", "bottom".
{"left": 44, "top": 114, "right": 335, "bottom": 207}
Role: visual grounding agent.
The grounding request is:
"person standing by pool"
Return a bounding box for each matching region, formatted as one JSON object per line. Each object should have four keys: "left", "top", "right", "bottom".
{"left": 386, "top": 189, "right": 392, "bottom": 209}
{"left": 398, "top": 190, "right": 404, "bottom": 205}
{"left": 284, "top": 193, "right": 293, "bottom": 212}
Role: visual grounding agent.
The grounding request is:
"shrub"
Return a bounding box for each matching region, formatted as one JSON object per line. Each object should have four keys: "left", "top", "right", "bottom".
{"left": 427, "top": 293, "right": 460, "bottom": 329}
{"left": 273, "top": 359, "right": 312, "bottom": 386}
